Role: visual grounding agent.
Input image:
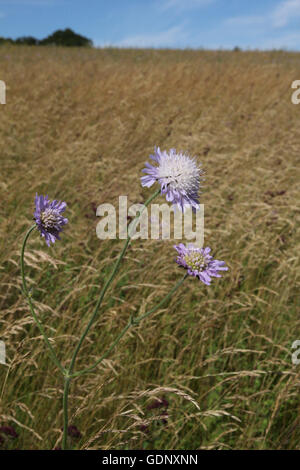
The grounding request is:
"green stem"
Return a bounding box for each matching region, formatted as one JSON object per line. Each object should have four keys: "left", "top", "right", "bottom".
{"left": 62, "top": 189, "right": 160, "bottom": 450}
{"left": 72, "top": 273, "right": 187, "bottom": 378}
{"left": 20, "top": 225, "right": 65, "bottom": 375}
{"left": 68, "top": 188, "right": 161, "bottom": 376}
{"left": 62, "top": 377, "right": 71, "bottom": 450}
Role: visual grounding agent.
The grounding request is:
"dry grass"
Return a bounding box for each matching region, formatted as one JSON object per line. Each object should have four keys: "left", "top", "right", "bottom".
{"left": 0, "top": 45, "right": 299, "bottom": 450}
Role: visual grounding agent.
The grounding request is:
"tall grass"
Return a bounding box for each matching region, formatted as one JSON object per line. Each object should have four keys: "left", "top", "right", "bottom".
{"left": 0, "top": 46, "right": 299, "bottom": 450}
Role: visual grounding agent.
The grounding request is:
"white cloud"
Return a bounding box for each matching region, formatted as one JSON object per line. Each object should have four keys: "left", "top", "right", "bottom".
{"left": 115, "top": 25, "right": 188, "bottom": 48}
{"left": 161, "top": 0, "right": 215, "bottom": 11}
{"left": 224, "top": 15, "right": 265, "bottom": 27}
{"left": 225, "top": 1, "right": 300, "bottom": 31}
{"left": 271, "top": 0, "right": 300, "bottom": 27}
{"left": 262, "top": 30, "right": 300, "bottom": 49}
{"left": 226, "top": 1, "right": 300, "bottom": 30}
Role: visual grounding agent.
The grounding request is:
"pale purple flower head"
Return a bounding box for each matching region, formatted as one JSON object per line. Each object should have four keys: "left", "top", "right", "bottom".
{"left": 174, "top": 243, "right": 228, "bottom": 285}
{"left": 34, "top": 194, "right": 68, "bottom": 246}
{"left": 141, "top": 147, "right": 204, "bottom": 212}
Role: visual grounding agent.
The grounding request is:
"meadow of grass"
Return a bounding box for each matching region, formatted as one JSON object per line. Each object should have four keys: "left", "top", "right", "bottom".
{"left": 0, "top": 45, "right": 299, "bottom": 450}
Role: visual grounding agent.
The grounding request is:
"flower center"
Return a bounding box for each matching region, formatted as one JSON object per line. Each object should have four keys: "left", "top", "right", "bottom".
{"left": 40, "top": 209, "right": 59, "bottom": 229}
{"left": 184, "top": 251, "right": 208, "bottom": 272}
{"left": 157, "top": 154, "right": 199, "bottom": 193}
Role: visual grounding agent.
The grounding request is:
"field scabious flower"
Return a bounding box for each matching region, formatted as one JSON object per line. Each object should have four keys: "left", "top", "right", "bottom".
{"left": 174, "top": 244, "right": 228, "bottom": 285}
{"left": 141, "top": 147, "right": 203, "bottom": 211}
{"left": 34, "top": 194, "right": 68, "bottom": 246}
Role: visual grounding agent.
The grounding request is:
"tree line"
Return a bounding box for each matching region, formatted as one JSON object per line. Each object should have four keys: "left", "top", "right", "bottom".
{"left": 0, "top": 28, "right": 93, "bottom": 47}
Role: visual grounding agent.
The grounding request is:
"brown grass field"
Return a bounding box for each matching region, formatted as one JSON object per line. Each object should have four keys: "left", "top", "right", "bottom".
{"left": 0, "top": 45, "right": 299, "bottom": 450}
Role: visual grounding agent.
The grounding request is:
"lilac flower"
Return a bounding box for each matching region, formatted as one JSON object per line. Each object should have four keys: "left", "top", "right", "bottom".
{"left": 34, "top": 194, "right": 68, "bottom": 246}
{"left": 174, "top": 243, "right": 228, "bottom": 285}
{"left": 141, "top": 147, "right": 204, "bottom": 212}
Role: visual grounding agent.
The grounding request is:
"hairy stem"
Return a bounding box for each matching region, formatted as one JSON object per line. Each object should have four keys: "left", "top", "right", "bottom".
{"left": 62, "top": 377, "right": 71, "bottom": 450}
{"left": 72, "top": 273, "right": 187, "bottom": 378}
{"left": 20, "top": 225, "right": 65, "bottom": 374}
{"left": 68, "top": 188, "right": 161, "bottom": 376}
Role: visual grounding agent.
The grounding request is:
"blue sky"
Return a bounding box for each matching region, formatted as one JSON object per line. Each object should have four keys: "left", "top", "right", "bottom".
{"left": 1, "top": 0, "right": 300, "bottom": 50}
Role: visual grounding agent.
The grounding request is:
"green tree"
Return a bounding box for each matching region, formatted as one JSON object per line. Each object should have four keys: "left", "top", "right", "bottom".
{"left": 40, "top": 28, "right": 92, "bottom": 47}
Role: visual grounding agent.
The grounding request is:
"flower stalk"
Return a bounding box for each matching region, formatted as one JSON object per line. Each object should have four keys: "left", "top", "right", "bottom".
{"left": 60, "top": 189, "right": 161, "bottom": 448}
{"left": 62, "top": 376, "right": 71, "bottom": 450}
{"left": 71, "top": 273, "right": 187, "bottom": 378}
{"left": 67, "top": 187, "right": 161, "bottom": 376}
{"left": 20, "top": 225, "right": 65, "bottom": 375}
